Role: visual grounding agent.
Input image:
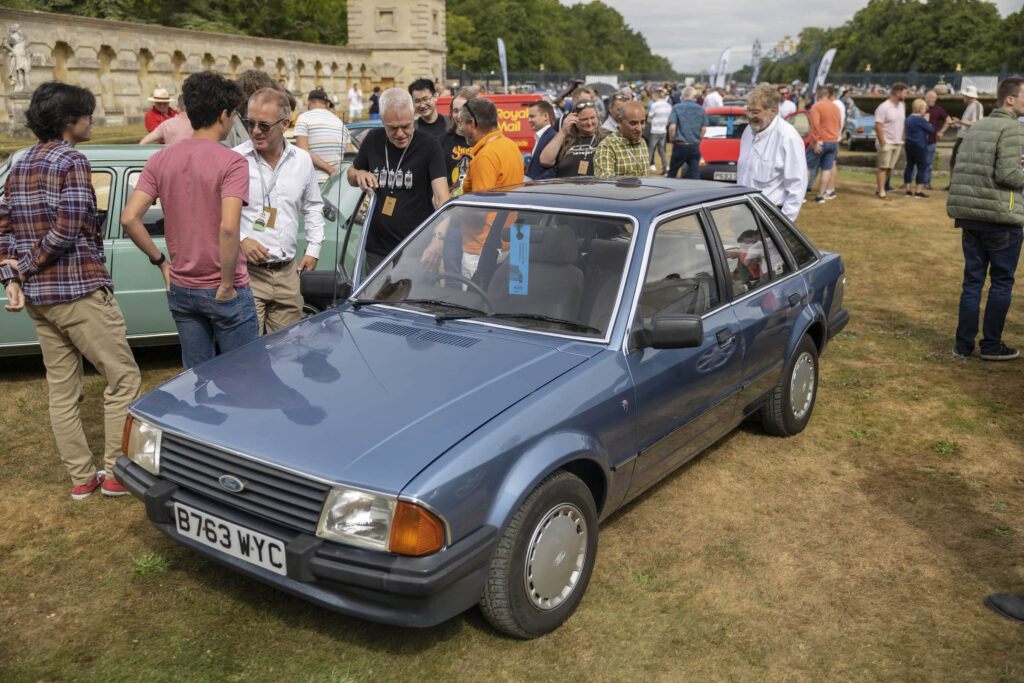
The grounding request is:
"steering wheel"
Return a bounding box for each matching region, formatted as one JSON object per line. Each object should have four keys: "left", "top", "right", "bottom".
{"left": 423, "top": 271, "right": 494, "bottom": 313}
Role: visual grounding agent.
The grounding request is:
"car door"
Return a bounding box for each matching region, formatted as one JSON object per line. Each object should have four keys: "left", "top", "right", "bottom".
{"left": 704, "top": 198, "right": 808, "bottom": 409}
{"left": 785, "top": 110, "right": 811, "bottom": 148}
{"left": 624, "top": 211, "right": 743, "bottom": 498}
{"left": 108, "top": 169, "right": 175, "bottom": 338}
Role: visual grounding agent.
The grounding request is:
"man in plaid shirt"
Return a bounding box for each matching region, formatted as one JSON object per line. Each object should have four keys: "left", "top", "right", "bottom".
{"left": 0, "top": 82, "right": 141, "bottom": 500}
{"left": 594, "top": 101, "right": 651, "bottom": 179}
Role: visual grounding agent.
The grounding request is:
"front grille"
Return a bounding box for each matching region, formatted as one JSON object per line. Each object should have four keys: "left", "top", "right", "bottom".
{"left": 159, "top": 433, "right": 331, "bottom": 533}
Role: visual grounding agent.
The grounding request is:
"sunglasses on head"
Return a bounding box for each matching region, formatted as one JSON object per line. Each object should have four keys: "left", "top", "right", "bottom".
{"left": 242, "top": 116, "right": 288, "bottom": 132}
{"left": 574, "top": 101, "right": 596, "bottom": 111}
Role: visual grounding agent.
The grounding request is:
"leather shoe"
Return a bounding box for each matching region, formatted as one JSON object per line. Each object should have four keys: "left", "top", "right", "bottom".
{"left": 984, "top": 593, "right": 1024, "bottom": 622}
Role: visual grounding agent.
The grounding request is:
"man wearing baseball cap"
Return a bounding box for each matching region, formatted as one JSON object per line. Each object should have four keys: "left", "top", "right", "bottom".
{"left": 144, "top": 87, "right": 178, "bottom": 132}
{"left": 294, "top": 88, "right": 351, "bottom": 186}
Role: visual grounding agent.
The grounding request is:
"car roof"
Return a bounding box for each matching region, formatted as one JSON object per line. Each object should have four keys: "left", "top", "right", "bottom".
{"left": 7, "top": 144, "right": 159, "bottom": 165}
{"left": 452, "top": 177, "right": 754, "bottom": 218}
{"left": 705, "top": 107, "right": 746, "bottom": 115}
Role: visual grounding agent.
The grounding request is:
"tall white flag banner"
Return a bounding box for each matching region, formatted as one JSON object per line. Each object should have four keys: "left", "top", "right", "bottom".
{"left": 752, "top": 62, "right": 760, "bottom": 85}
{"left": 814, "top": 48, "right": 837, "bottom": 90}
{"left": 715, "top": 48, "right": 731, "bottom": 88}
{"left": 497, "top": 38, "right": 509, "bottom": 93}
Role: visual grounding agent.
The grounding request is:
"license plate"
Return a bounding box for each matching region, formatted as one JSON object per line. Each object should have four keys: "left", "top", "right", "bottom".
{"left": 173, "top": 502, "right": 287, "bottom": 576}
{"left": 713, "top": 171, "right": 737, "bottom": 181}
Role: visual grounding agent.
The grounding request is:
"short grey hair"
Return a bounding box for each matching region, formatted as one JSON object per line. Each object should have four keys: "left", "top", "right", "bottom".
{"left": 379, "top": 88, "right": 413, "bottom": 118}
{"left": 248, "top": 87, "right": 290, "bottom": 119}
{"left": 682, "top": 86, "right": 695, "bottom": 100}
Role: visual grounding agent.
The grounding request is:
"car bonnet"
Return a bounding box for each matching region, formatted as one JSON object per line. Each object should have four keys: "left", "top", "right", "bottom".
{"left": 130, "top": 309, "right": 597, "bottom": 493}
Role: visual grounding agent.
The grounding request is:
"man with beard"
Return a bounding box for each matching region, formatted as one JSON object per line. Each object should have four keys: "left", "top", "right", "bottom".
{"left": 737, "top": 84, "right": 807, "bottom": 221}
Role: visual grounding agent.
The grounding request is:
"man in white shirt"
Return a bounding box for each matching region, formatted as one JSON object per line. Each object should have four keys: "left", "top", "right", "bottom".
{"left": 647, "top": 88, "right": 672, "bottom": 171}
{"left": 737, "top": 84, "right": 808, "bottom": 221}
{"left": 778, "top": 84, "right": 797, "bottom": 118}
{"left": 348, "top": 83, "right": 363, "bottom": 122}
{"left": 703, "top": 87, "right": 724, "bottom": 110}
{"left": 233, "top": 88, "right": 325, "bottom": 334}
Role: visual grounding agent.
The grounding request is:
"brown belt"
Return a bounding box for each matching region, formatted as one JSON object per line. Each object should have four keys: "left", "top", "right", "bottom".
{"left": 249, "top": 259, "right": 293, "bottom": 271}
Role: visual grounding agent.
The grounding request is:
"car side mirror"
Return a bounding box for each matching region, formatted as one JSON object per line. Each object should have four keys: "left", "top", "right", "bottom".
{"left": 636, "top": 314, "right": 704, "bottom": 350}
{"left": 300, "top": 270, "right": 352, "bottom": 305}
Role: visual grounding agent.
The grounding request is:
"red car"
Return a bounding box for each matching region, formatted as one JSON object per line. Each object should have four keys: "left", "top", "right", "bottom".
{"left": 696, "top": 107, "right": 810, "bottom": 183}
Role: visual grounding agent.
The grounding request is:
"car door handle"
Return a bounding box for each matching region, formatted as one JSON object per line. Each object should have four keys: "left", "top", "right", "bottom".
{"left": 716, "top": 328, "right": 735, "bottom": 346}
{"left": 789, "top": 293, "right": 802, "bottom": 307}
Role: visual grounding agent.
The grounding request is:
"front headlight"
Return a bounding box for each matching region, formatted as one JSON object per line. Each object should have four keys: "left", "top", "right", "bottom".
{"left": 121, "top": 414, "right": 162, "bottom": 475}
{"left": 317, "top": 486, "right": 445, "bottom": 555}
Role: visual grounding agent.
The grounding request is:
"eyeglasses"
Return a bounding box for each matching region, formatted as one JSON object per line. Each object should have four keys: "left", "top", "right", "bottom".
{"left": 461, "top": 106, "right": 478, "bottom": 127}
{"left": 243, "top": 116, "right": 288, "bottom": 132}
{"left": 574, "top": 101, "right": 596, "bottom": 111}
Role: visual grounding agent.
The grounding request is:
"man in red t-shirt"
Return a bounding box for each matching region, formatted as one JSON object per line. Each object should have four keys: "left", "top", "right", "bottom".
{"left": 123, "top": 71, "right": 258, "bottom": 369}
{"left": 144, "top": 88, "right": 178, "bottom": 132}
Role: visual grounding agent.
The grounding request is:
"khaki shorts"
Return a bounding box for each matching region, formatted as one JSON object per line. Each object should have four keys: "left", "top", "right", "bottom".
{"left": 877, "top": 143, "right": 903, "bottom": 170}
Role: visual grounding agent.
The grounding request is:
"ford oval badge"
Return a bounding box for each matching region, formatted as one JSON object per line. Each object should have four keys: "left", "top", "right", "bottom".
{"left": 218, "top": 475, "right": 245, "bottom": 493}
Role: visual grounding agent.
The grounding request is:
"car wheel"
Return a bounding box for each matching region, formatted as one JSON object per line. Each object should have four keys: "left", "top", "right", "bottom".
{"left": 479, "top": 470, "right": 598, "bottom": 639}
{"left": 760, "top": 335, "right": 818, "bottom": 436}
{"left": 842, "top": 131, "right": 851, "bottom": 149}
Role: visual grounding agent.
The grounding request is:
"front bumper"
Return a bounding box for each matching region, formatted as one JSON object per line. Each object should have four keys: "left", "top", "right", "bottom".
{"left": 115, "top": 456, "right": 497, "bottom": 628}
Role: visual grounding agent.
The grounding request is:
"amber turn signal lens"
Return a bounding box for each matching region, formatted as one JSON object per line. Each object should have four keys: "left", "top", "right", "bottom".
{"left": 121, "top": 414, "right": 134, "bottom": 455}
{"left": 388, "top": 501, "right": 444, "bottom": 556}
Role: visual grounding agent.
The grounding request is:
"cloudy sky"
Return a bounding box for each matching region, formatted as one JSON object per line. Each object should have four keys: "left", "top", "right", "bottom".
{"left": 581, "top": 0, "right": 1022, "bottom": 72}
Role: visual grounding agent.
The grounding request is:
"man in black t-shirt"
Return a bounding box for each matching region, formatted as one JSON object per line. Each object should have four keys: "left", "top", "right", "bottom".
{"left": 348, "top": 88, "right": 449, "bottom": 269}
{"left": 409, "top": 78, "right": 449, "bottom": 140}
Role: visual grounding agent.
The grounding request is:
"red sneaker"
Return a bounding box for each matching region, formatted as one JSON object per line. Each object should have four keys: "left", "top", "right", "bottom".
{"left": 101, "top": 479, "right": 129, "bottom": 497}
{"left": 71, "top": 471, "right": 105, "bottom": 500}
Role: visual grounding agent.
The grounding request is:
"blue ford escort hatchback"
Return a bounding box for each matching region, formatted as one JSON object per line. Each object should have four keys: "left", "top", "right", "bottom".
{"left": 116, "top": 177, "right": 848, "bottom": 639}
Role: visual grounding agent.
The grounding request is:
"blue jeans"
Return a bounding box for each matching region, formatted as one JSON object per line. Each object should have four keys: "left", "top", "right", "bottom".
{"left": 955, "top": 228, "right": 1023, "bottom": 355}
{"left": 923, "top": 142, "right": 936, "bottom": 186}
{"left": 806, "top": 141, "right": 838, "bottom": 190}
{"left": 668, "top": 143, "right": 701, "bottom": 179}
{"left": 167, "top": 282, "right": 259, "bottom": 369}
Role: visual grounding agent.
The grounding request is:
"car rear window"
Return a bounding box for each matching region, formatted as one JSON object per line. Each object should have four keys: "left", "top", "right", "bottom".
{"left": 705, "top": 114, "right": 748, "bottom": 139}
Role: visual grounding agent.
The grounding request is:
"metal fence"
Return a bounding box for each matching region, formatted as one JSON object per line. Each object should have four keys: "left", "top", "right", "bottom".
{"left": 828, "top": 70, "right": 1018, "bottom": 94}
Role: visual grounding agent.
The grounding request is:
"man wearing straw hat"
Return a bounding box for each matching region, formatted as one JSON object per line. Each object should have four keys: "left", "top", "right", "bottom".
{"left": 144, "top": 87, "right": 178, "bottom": 132}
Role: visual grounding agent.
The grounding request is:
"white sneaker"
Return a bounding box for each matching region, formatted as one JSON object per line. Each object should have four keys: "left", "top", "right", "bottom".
{"left": 649, "top": 164, "right": 657, "bottom": 171}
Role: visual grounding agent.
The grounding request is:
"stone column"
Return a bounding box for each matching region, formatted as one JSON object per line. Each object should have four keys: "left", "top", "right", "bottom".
{"left": 66, "top": 47, "right": 107, "bottom": 125}
{"left": 110, "top": 48, "right": 141, "bottom": 124}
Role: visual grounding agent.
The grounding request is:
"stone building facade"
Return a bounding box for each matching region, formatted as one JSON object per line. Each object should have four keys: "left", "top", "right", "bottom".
{"left": 0, "top": 0, "right": 446, "bottom": 134}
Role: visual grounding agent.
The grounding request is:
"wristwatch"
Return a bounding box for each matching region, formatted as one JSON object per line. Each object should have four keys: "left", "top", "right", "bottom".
{"left": 150, "top": 253, "right": 166, "bottom": 266}
{"left": 1, "top": 277, "right": 15, "bottom": 288}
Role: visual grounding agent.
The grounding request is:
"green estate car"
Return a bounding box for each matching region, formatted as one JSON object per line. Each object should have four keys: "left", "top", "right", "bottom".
{"left": 0, "top": 145, "right": 366, "bottom": 357}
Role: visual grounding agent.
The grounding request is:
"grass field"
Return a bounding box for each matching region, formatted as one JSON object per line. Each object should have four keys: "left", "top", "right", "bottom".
{"left": 1, "top": 171, "right": 1023, "bottom": 680}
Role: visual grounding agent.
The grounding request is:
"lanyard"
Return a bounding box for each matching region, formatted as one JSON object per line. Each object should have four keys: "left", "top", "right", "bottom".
{"left": 384, "top": 139, "right": 410, "bottom": 183}
{"left": 253, "top": 145, "right": 287, "bottom": 207}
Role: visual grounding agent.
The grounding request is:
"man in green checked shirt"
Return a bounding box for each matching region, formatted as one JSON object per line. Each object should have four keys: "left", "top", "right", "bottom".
{"left": 594, "top": 101, "right": 650, "bottom": 178}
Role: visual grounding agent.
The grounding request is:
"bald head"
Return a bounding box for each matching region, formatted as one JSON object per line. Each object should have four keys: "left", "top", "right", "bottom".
{"left": 619, "top": 100, "right": 646, "bottom": 143}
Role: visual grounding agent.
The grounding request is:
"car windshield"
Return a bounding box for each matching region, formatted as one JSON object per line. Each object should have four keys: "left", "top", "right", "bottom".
{"left": 705, "top": 113, "right": 748, "bottom": 139}
{"left": 354, "top": 205, "right": 635, "bottom": 339}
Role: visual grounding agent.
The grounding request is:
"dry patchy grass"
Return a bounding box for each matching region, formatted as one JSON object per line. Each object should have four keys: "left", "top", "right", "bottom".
{"left": 1, "top": 173, "right": 1023, "bottom": 680}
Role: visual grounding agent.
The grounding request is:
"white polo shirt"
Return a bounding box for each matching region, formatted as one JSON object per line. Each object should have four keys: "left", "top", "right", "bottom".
{"left": 232, "top": 139, "right": 326, "bottom": 262}
{"left": 737, "top": 114, "right": 808, "bottom": 222}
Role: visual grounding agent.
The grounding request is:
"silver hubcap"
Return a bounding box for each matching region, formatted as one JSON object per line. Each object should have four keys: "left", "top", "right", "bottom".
{"left": 789, "top": 351, "right": 816, "bottom": 420}
{"left": 524, "top": 503, "right": 588, "bottom": 611}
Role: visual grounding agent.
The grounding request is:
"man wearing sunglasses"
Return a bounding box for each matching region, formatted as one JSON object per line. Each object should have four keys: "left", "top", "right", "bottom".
{"left": 232, "top": 88, "right": 324, "bottom": 335}
{"left": 123, "top": 70, "right": 258, "bottom": 369}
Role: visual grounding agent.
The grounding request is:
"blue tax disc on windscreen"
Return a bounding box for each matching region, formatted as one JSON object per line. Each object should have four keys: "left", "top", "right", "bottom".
{"left": 509, "top": 224, "right": 530, "bottom": 296}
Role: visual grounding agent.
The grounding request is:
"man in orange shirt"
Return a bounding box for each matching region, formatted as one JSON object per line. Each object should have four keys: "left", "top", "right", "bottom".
{"left": 807, "top": 85, "right": 842, "bottom": 203}
{"left": 456, "top": 97, "right": 524, "bottom": 278}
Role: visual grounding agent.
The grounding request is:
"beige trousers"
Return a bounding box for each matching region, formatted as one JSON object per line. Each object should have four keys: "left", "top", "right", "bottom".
{"left": 247, "top": 260, "right": 303, "bottom": 335}
{"left": 26, "top": 288, "right": 142, "bottom": 485}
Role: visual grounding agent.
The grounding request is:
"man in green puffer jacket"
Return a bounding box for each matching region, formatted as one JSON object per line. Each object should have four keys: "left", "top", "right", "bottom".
{"left": 947, "top": 76, "right": 1024, "bottom": 361}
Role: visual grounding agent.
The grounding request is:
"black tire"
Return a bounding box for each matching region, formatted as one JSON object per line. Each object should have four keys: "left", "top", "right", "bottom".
{"left": 479, "top": 471, "right": 598, "bottom": 639}
{"left": 760, "top": 335, "right": 818, "bottom": 436}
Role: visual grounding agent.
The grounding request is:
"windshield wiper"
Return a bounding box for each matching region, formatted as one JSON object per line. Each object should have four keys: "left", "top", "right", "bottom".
{"left": 434, "top": 311, "right": 601, "bottom": 334}
{"left": 350, "top": 297, "right": 488, "bottom": 317}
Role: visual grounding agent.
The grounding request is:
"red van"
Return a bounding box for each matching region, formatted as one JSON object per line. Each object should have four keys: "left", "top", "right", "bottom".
{"left": 437, "top": 93, "right": 543, "bottom": 154}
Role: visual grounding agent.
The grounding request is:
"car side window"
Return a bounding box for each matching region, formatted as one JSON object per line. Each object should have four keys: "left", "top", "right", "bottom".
{"left": 126, "top": 171, "right": 164, "bottom": 237}
{"left": 709, "top": 202, "right": 789, "bottom": 298}
{"left": 92, "top": 171, "right": 112, "bottom": 234}
{"left": 637, "top": 213, "right": 719, "bottom": 324}
{"left": 786, "top": 110, "right": 810, "bottom": 137}
{"left": 760, "top": 202, "right": 817, "bottom": 269}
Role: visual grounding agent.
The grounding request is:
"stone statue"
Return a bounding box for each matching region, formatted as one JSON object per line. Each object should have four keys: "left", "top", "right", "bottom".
{"left": 2, "top": 24, "right": 30, "bottom": 92}
{"left": 934, "top": 77, "right": 950, "bottom": 96}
